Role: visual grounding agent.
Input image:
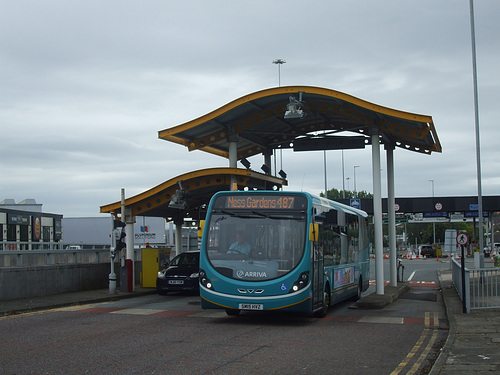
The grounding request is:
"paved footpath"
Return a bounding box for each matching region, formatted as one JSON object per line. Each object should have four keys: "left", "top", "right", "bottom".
{"left": 429, "top": 270, "right": 500, "bottom": 374}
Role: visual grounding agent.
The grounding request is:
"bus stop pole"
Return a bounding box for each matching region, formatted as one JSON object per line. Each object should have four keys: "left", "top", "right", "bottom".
{"left": 461, "top": 244, "right": 467, "bottom": 313}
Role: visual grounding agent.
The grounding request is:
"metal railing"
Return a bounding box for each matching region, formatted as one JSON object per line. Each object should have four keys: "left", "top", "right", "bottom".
{"left": 470, "top": 267, "right": 500, "bottom": 310}
{"left": 0, "top": 241, "right": 64, "bottom": 251}
{"left": 0, "top": 247, "right": 144, "bottom": 267}
{"left": 451, "top": 257, "right": 500, "bottom": 313}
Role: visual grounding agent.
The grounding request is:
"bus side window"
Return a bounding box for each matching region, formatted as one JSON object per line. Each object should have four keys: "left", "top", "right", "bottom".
{"left": 347, "top": 215, "right": 360, "bottom": 263}
{"left": 321, "top": 224, "right": 340, "bottom": 266}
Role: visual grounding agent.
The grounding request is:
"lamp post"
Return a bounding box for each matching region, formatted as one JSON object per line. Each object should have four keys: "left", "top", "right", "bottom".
{"left": 272, "top": 59, "right": 286, "bottom": 87}
{"left": 273, "top": 59, "right": 286, "bottom": 178}
{"left": 342, "top": 150, "right": 345, "bottom": 199}
{"left": 429, "top": 179, "right": 436, "bottom": 244}
{"left": 354, "top": 165, "right": 360, "bottom": 197}
{"left": 469, "top": 0, "right": 484, "bottom": 254}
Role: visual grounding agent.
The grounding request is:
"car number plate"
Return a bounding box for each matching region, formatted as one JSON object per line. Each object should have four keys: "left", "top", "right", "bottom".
{"left": 238, "top": 303, "right": 263, "bottom": 311}
{"left": 168, "top": 280, "right": 184, "bottom": 285}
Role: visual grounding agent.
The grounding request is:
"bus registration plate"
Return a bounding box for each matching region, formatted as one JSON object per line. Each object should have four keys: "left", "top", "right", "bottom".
{"left": 239, "top": 303, "right": 263, "bottom": 311}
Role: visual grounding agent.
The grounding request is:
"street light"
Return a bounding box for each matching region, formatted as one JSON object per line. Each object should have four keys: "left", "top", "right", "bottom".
{"left": 429, "top": 179, "right": 436, "bottom": 244}
{"left": 469, "top": 0, "right": 484, "bottom": 254}
{"left": 354, "top": 165, "right": 360, "bottom": 197}
{"left": 272, "top": 59, "right": 286, "bottom": 87}
{"left": 428, "top": 179, "right": 435, "bottom": 197}
{"left": 273, "top": 59, "right": 286, "bottom": 177}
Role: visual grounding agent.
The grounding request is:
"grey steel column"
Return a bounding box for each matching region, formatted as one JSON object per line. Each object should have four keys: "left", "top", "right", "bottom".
{"left": 469, "top": 0, "right": 484, "bottom": 253}
{"left": 229, "top": 138, "right": 238, "bottom": 190}
{"left": 372, "top": 131, "right": 384, "bottom": 295}
{"left": 387, "top": 145, "right": 397, "bottom": 287}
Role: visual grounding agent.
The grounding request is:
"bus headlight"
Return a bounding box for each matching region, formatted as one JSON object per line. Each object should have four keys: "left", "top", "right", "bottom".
{"left": 290, "top": 271, "right": 309, "bottom": 293}
{"left": 199, "top": 269, "right": 214, "bottom": 290}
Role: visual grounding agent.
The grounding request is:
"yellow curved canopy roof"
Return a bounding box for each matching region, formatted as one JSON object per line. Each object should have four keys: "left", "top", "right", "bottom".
{"left": 158, "top": 85, "right": 441, "bottom": 159}
{"left": 100, "top": 167, "right": 287, "bottom": 218}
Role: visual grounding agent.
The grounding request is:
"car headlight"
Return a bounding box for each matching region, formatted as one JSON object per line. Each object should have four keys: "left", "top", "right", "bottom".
{"left": 190, "top": 272, "right": 199, "bottom": 278}
{"left": 157, "top": 270, "right": 166, "bottom": 278}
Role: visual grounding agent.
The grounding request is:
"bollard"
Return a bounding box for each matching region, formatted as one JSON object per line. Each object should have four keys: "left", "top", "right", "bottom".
{"left": 109, "top": 272, "right": 116, "bottom": 294}
{"left": 397, "top": 259, "right": 404, "bottom": 282}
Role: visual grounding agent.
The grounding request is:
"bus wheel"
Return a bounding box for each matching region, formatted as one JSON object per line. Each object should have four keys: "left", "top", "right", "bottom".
{"left": 315, "top": 286, "right": 330, "bottom": 318}
{"left": 351, "top": 277, "right": 363, "bottom": 301}
{"left": 225, "top": 308, "right": 240, "bottom": 316}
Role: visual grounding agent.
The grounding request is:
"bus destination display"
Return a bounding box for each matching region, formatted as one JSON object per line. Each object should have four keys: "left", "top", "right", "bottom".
{"left": 226, "top": 195, "right": 295, "bottom": 209}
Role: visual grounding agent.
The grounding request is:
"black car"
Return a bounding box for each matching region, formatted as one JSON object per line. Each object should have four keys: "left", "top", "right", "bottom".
{"left": 156, "top": 251, "right": 200, "bottom": 295}
{"left": 419, "top": 245, "right": 436, "bottom": 258}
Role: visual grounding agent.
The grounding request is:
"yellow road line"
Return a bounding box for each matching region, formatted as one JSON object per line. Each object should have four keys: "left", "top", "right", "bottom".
{"left": 390, "top": 312, "right": 439, "bottom": 375}
{"left": 0, "top": 303, "right": 103, "bottom": 320}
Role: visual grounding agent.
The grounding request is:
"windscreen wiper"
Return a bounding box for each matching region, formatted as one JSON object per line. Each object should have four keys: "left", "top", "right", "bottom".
{"left": 253, "top": 210, "right": 305, "bottom": 220}
{"left": 214, "top": 209, "right": 255, "bottom": 219}
{"left": 252, "top": 210, "right": 269, "bottom": 218}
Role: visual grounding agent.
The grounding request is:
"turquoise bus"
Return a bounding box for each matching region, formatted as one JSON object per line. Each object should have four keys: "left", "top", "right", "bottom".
{"left": 199, "top": 191, "right": 370, "bottom": 317}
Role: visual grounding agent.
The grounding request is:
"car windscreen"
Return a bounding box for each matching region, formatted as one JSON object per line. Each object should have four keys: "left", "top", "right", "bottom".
{"left": 170, "top": 252, "right": 199, "bottom": 266}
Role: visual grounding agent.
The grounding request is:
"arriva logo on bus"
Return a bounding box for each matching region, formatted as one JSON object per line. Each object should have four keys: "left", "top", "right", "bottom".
{"left": 236, "top": 270, "right": 267, "bottom": 278}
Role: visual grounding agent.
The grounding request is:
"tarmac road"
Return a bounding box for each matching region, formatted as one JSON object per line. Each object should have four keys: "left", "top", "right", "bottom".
{"left": 0, "top": 282, "right": 446, "bottom": 375}
{"left": 5, "top": 257, "right": 497, "bottom": 373}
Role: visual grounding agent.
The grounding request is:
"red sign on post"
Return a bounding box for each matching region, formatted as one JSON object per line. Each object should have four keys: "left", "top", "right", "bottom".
{"left": 456, "top": 232, "right": 469, "bottom": 246}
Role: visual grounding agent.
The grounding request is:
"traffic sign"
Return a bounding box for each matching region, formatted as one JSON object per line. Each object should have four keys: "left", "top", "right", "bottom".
{"left": 456, "top": 232, "right": 469, "bottom": 246}
{"left": 435, "top": 202, "right": 443, "bottom": 211}
{"left": 350, "top": 198, "right": 361, "bottom": 210}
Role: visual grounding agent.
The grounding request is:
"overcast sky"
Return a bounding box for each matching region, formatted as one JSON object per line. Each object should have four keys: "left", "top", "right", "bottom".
{"left": 1, "top": 1, "right": 499, "bottom": 217}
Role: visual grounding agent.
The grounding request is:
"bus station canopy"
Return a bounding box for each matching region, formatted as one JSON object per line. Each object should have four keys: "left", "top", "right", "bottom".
{"left": 101, "top": 85, "right": 441, "bottom": 219}
{"left": 158, "top": 85, "right": 441, "bottom": 160}
{"left": 100, "top": 168, "right": 286, "bottom": 218}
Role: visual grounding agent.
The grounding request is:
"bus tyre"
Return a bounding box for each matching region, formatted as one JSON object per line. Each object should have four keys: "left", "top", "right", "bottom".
{"left": 315, "top": 286, "right": 330, "bottom": 318}
{"left": 351, "top": 277, "right": 363, "bottom": 301}
{"left": 225, "top": 308, "right": 240, "bottom": 316}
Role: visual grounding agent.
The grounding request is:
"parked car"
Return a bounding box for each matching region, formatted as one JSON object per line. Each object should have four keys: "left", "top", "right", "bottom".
{"left": 156, "top": 251, "right": 200, "bottom": 295}
{"left": 418, "top": 245, "right": 436, "bottom": 257}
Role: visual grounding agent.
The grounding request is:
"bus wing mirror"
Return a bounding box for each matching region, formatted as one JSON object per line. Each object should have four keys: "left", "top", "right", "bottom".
{"left": 198, "top": 220, "right": 205, "bottom": 238}
{"left": 309, "top": 223, "right": 319, "bottom": 242}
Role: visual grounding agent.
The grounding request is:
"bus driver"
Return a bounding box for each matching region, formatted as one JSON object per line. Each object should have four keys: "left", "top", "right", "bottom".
{"left": 228, "top": 232, "right": 251, "bottom": 257}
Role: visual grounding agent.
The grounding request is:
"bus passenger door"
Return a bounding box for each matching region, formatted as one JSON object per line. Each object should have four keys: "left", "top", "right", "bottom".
{"left": 312, "top": 238, "right": 324, "bottom": 310}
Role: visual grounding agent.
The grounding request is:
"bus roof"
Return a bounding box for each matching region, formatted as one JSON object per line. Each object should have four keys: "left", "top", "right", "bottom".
{"left": 310, "top": 194, "right": 368, "bottom": 218}
{"left": 210, "top": 190, "right": 368, "bottom": 218}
